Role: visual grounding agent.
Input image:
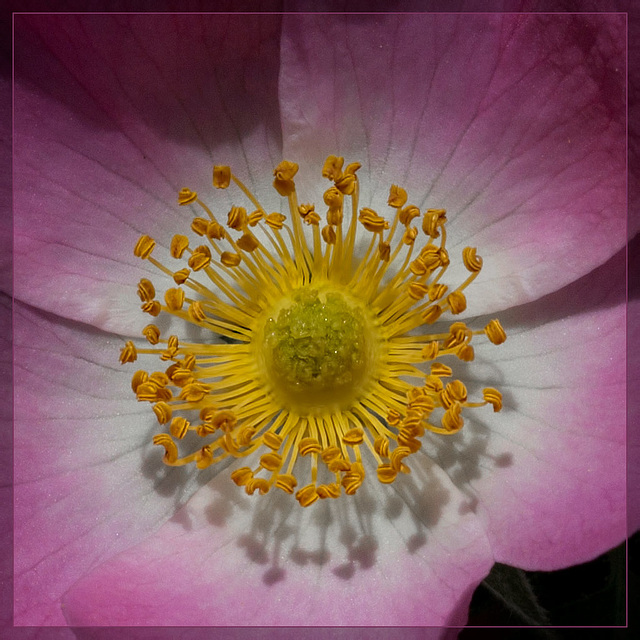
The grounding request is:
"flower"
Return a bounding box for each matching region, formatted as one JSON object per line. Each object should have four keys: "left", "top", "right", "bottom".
{"left": 13, "top": 11, "right": 626, "bottom": 628}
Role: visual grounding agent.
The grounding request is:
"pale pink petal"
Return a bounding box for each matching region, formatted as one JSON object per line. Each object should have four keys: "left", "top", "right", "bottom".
{"left": 13, "top": 302, "right": 216, "bottom": 625}
{"left": 14, "top": 14, "right": 283, "bottom": 335}
{"left": 279, "top": 13, "right": 625, "bottom": 314}
{"left": 432, "top": 248, "right": 626, "bottom": 569}
{"left": 61, "top": 454, "right": 493, "bottom": 627}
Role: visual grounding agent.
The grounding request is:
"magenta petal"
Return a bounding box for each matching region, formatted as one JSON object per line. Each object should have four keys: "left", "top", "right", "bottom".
{"left": 13, "top": 302, "right": 216, "bottom": 625}
{"left": 14, "top": 14, "right": 283, "bottom": 334}
{"left": 450, "top": 251, "right": 626, "bottom": 570}
{"left": 61, "top": 455, "right": 492, "bottom": 627}
{"left": 279, "top": 14, "right": 625, "bottom": 314}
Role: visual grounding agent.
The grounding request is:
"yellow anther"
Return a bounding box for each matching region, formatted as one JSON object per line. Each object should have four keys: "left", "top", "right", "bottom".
{"left": 304, "top": 210, "right": 321, "bottom": 225}
{"left": 213, "top": 165, "right": 231, "bottom": 189}
{"left": 262, "top": 431, "right": 283, "bottom": 450}
{"left": 387, "top": 408, "right": 402, "bottom": 426}
{"left": 199, "top": 406, "right": 218, "bottom": 422}
{"left": 179, "top": 382, "right": 211, "bottom": 403}
{"left": 237, "top": 233, "right": 259, "bottom": 253}
{"left": 321, "top": 225, "right": 336, "bottom": 245}
{"left": 410, "top": 258, "right": 428, "bottom": 276}
{"left": 273, "top": 160, "right": 298, "bottom": 196}
{"left": 173, "top": 268, "right": 190, "bottom": 285}
{"left": 188, "top": 301, "right": 207, "bottom": 323}
{"left": 420, "top": 245, "right": 443, "bottom": 268}
{"left": 322, "top": 155, "right": 344, "bottom": 181}
{"left": 170, "top": 368, "right": 194, "bottom": 386}
{"left": 137, "top": 278, "right": 155, "bottom": 302}
{"left": 274, "top": 160, "right": 299, "bottom": 182}
{"left": 237, "top": 425, "right": 256, "bottom": 447}
{"left": 164, "top": 287, "right": 185, "bottom": 311}
{"left": 248, "top": 210, "right": 263, "bottom": 226}
{"left": 211, "top": 410, "right": 237, "bottom": 432}
{"left": 177, "top": 188, "right": 198, "bottom": 205}
{"left": 335, "top": 173, "right": 357, "bottom": 195}
{"left": 442, "top": 402, "right": 464, "bottom": 433}
{"left": 444, "top": 322, "right": 471, "bottom": 347}
{"left": 227, "top": 206, "right": 247, "bottom": 230}
{"left": 402, "top": 227, "right": 418, "bottom": 245}
{"left": 141, "top": 324, "right": 160, "bottom": 345}
{"left": 246, "top": 477, "right": 270, "bottom": 495}
{"left": 374, "top": 436, "right": 390, "bottom": 458}
{"left": 328, "top": 458, "right": 351, "bottom": 473}
{"left": 231, "top": 467, "right": 253, "bottom": 486}
{"left": 296, "top": 484, "right": 319, "bottom": 507}
{"left": 388, "top": 185, "right": 408, "bottom": 208}
{"left": 136, "top": 381, "right": 161, "bottom": 402}
{"left": 441, "top": 380, "right": 468, "bottom": 408}
{"left": 377, "top": 464, "right": 397, "bottom": 483}
{"left": 390, "top": 446, "right": 412, "bottom": 472}
{"left": 275, "top": 474, "right": 298, "bottom": 494}
{"left": 196, "top": 445, "right": 214, "bottom": 469}
{"left": 447, "top": 290, "right": 467, "bottom": 315}
{"left": 342, "top": 462, "right": 365, "bottom": 495}
{"left": 431, "top": 362, "right": 452, "bottom": 377}
{"left": 149, "top": 371, "right": 169, "bottom": 387}
{"left": 220, "top": 433, "right": 238, "bottom": 454}
{"left": 170, "top": 416, "right": 189, "bottom": 439}
{"left": 188, "top": 246, "right": 212, "bottom": 271}
{"left": 152, "top": 434, "right": 178, "bottom": 464}
{"left": 298, "top": 203, "right": 315, "bottom": 218}
{"left": 265, "top": 212, "right": 287, "bottom": 230}
{"left": 151, "top": 402, "right": 172, "bottom": 426}
{"left": 119, "top": 341, "right": 137, "bottom": 364}
{"left": 422, "top": 304, "right": 443, "bottom": 324}
{"left": 342, "top": 427, "right": 365, "bottom": 446}
{"left": 421, "top": 341, "right": 439, "bottom": 360}
{"left": 422, "top": 208, "right": 447, "bottom": 238}
{"left": 485, "top": 319, "right": 507, "bottom": 345}
{"left": 359, "top": 207, "right": 388, "bottom": 233}
{"left": 207, "top": 221, "right": 226, "bottom": 240}
{"left": 220, "top": 251, "right": 241, "bottom": 267}
{"left": 299, "top": 437, "right": 322, "bottom": 456}
{"left": 369, "top": 241, "right": 385, "bottom": 262}
{"left": 131, "top": 369, "right": 149, "bottom": 393}
{"left": 427, "top": 283, "right": 447, "bottom": 302}
{"left": 397, "top": 431, "right": 422, "bottom": 453}
{"left": 457, "top": 344, "right": 475, "bottom": 361}
{"left": 134, "top": 235, "right": 155, "bottom": 259}
{"left": 320, "top": 446, "right": 342, "bottom": 463}
{"left": 408, "top": 393, "right": 435, "bottom": 414}
{"left": 324, "top": 186, "right": 343, "bottom": 209}
{"left": 344, "top": 161, "right": 361, "bottom": 175}
{"left": 399, "top": 205, "right": 420, "bottom": 225}
{"left": 191, "top": 217, "right": 209, "bottom": 236}
{"left": 462, "top": 246, "right": 483, "bottom": 272}
{"left": 406, "top": 283, "right": 428, "bottom": 302}
{"left": 259, "top": 452, "right": 283, "bottom": 472}
{"left": 424, "top": 374, "right": 444, "bottom": 393}
{"left": 317, "top": 484, "right": 341, "bottom": 499}
{"left": 483, "top": 387, "right": 503, "bottom": 412}
{"left": 170, "top": 234, "right": 189, "bottom": 259}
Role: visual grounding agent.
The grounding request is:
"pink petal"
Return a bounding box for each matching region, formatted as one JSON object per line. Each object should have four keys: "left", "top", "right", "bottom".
{"left": 61, "top": 454, "right": 493, "bottom": 627}
{"left": 444, "top": 248, "right": 626, "bottom": 569}
{"left": 13, "top": 302, "right": 213, "bottom": 625}
{"left": 279, "top": 13, "right": 626, "bottom": 314}
{"left": 14, "top": 14, "right": 283, "bottom": 335}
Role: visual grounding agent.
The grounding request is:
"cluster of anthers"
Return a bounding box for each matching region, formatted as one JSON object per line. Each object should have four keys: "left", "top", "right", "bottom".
{"left": 120, "top": 156, "right": 506, "bottom": 507}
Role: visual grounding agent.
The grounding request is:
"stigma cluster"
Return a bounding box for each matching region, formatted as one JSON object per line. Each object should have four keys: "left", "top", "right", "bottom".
{"left": 120, "top": 155, "right": 506, "bottom": 507}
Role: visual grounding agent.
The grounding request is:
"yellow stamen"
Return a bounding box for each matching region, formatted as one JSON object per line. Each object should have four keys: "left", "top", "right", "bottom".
{"left": 121, "top": 156, "right": 506, "bottom": 506}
